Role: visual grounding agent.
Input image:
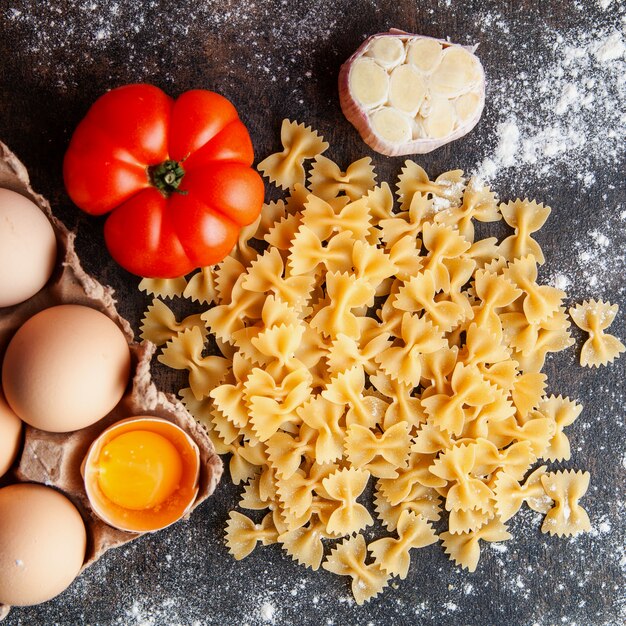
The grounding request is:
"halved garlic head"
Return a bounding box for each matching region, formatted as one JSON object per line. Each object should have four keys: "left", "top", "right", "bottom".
{"left": 339, "top": 31, "right": 485, "bottom": 156}
{"left": 82, "top": 417, "right": 200, "bottom": 533}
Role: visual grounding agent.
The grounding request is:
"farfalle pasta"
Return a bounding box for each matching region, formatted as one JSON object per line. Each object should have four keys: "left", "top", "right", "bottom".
{"left": 308, "top": 155, "right": 377, "bottom": 201}
{"left": 541, "top": 470, "right": 591, "bottom": 537}
{"left": 139, "top": 298, "right": 206, "bottom": 346}
{"left": 257, "top": 119, "right": 329, "bottom": 190}
{"left": 569, "top": 299, "right": 625, "bottom": 367}
{"left": 140, "top": 121, "right": 615, "bottom": 604}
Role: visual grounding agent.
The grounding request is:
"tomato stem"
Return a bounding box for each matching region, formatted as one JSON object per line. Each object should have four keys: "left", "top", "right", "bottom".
{"left": 148, "top": 160, "right": 188, "bottom": 197}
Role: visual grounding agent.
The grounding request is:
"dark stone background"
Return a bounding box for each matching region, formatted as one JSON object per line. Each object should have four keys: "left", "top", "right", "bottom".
{"left": 0, "top": 1, "right": 624, "bottom": 624}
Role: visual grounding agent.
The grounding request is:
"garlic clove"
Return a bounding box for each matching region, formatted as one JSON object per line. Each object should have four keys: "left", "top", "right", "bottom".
{"left": 365, "top": 36, "right": 406, "bottom": 69}
{"left": 430, "top": 47, "right": 482, "bottom": 98}
{"left": 371, "top": 107, "right": 413, "bottom": 143}
{"left": 407, "top": 38, "right": 443, "bottom": 73}
{"left": 423, "top": 96, "right": 457, "bottom": 139}
{"left": 389, "top": 64, "right": 428, "bottom": 116}
{"left": 455, "top": 92, "right": 483, "bottom": 123}
{"left": 349, "top": 57, "right": 389, "bottom": 108}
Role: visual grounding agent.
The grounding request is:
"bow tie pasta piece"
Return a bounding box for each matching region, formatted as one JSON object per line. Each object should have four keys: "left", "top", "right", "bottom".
{"left": 397, "top": 161, "right": 466, "bottom": 210}
{"left": 365, "top": 182, "right": 395, "bottom": 227}
{"left": 434, "top": 178, "right": 500, "bottom": 242}
{"left": 213, "top": 256, "right": 247, "bottom": 302}
{"left": 494, "top": 465, "right": 551, "bottom": 523}
{"left": 421, "top": 222, "right": 472, "bottom": 291}
{"left": 441, "top": 517, "right": 511, "bottom": 573}
{"left": 378, "top": 452, "right": 447, "bottom": 507}
{"left": 339, "top": 34, "right": 485, "bottom": 156}
{"left": 139, "top": 275, "right": 188, "bottom": 299}
{"left": 569, "top": 300, "right": 625, "bottom": 367}
{"left": 485, "top": 413, "right": 556, "bottom": 458}
{"left": 510, "top": 372, "right": 548, "bottom": 421}
{"left": 498, "top": 199, "right": 551, "bottom": 265}
{"left": 183, "top": 267, "right": 218, "bottom": 305}
{"left": 266, "top": 427, "right": 317, "bottom": 480}
{"left": 243, "top": 247, "right": 316, "bottom": 312}
{"left": 374, "top": 482, "right": 443, "bottom": 532}
{"left": 345, "top": 423, "right": 412, "bottom": 478}
{"left": 471, "top": 439, "right": 536, "bottom": 481}
{"left": 394, "top": 269, "right": 465, "bottom": 332}
{"left": 429, "top": 443, "right": 494, "bottom": 512}
{"left": 540, "top": 470, "right": 591, "bottom": 537}
{"left": 311, "top": 273, "right": 376, "bottom": 339}
{"left": 369, "top": 510, "right": 438, "bottom": 579}
{"left": 375, "top": 312, "right": 448, "bottom": 387}
{"left": 202, "top": 275, "right": 265, "bottom": 342}
{"left": 422, "top": 363, "right": 496, "bottom": 436}
{"left": 532, "top": 395, "right": 583, "bottom": 461}
{"left": 302, "top": 194, "right": 372, "bottom": 242}
{"left": 369, "top": 372, "right": 426, "bottom": 430}
{"left": 264, "top": 212, "right": 304, "bottom": 251}
{"left": 225, "top": 511, "right": 280, "bottom": 560}
{"left": 379, "top": 192, "right": 432, "bottom": 247}
{"left": 321, "top": 468, "right": 374, "bottom": 536}
{"left": 504, "top": 255, "right": 566, "bottom": 325}
{"left": 139, "top": 298, "right": 207, "bottom": 346}
{"left": 276, "top": 462, "right": 338, "bottom": 522}
{"left": 308, "top": 155, "right": 377, "bottom": 201}
{"left": 279, "top": 517, "right": 331, "bottom": 571}
{"left": 459, "top": 323, "right": 511, "bottom": 369}
{"left": 248, "top": 372, "right": 312, "bottom": 442}
{"left": 412, "top": 421, "right": 455, "bottom": 455}
{"left": 322, "top": 365, "right": 387, "bottom": 429}
{"left": 297, "top": 396, "right": 346, "bottom": 464}
{"left": 158, "top": 326, "right": 230, "bottom": 400}
{"left": 322, "top": 535, "right": 390, "bottom": 605}
{"left": 257, "top": 119, "right": 329, "bottom": 190}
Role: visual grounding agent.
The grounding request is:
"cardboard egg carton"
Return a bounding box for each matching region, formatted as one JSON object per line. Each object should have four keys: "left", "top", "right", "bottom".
{"left": 0, "top": 141, "right": 223, "bottom": 619}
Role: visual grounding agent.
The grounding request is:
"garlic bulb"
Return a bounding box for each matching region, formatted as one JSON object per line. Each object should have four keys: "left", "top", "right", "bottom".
{"left": 339, "top": 30, "right": 485, "bottom": 156}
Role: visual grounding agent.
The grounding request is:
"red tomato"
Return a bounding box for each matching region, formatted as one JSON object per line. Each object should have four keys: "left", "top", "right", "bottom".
{"left": 64, "top": 84, "right": 265, "bottom": 278}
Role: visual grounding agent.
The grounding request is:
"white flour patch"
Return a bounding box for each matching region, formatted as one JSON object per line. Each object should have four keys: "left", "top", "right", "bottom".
{"left": 473, "top": 11, "right": 626, "bottom": 186}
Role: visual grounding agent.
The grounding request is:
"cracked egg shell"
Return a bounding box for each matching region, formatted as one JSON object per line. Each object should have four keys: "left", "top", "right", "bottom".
{"left": 82, "top": 417, "right": 201, "bottom": 533}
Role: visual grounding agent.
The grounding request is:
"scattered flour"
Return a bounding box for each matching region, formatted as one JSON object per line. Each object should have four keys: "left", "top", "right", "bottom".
{"left": 474, "top": 9, "right": 625, "bottom": 187}
{"left": 260, "top": 602, "right": 276, "bottom": 623}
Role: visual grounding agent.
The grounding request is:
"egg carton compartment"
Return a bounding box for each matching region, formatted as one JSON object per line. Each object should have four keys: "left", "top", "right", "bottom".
{"left": 0, "top": 140, "right": 222, "bottom": 618}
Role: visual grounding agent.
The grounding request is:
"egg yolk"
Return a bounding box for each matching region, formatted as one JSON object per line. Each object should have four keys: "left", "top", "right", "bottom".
{"left": 97, "top": 430, "right": 183, "bottom": 511}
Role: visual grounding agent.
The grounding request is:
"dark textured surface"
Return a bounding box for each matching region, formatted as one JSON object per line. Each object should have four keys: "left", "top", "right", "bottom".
{"left": 0, "top": 1, "right": 625, "bottom": 625}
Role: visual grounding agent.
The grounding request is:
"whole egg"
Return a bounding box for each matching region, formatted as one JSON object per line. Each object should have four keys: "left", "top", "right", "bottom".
{"left": 0, "top": 483, "right": 86, "bottom": 606}
{"left": 0, "top": 188, "right": 57, "bottom": 308}
{"left": 1, "top": 304, "right": 131, "bottom": 432}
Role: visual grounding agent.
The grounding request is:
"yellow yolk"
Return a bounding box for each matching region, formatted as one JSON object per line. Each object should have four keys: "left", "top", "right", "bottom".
{"left": 97, "top": 430, "right": 183, "bottom": 511}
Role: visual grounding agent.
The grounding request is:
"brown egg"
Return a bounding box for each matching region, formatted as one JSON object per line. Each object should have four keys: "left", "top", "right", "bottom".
{"left": 83, "top": 417, "right": 200, "bottom": 532}
{"left": 0, "top": 483, "right": 86, "bottom": 606}
{"left": 0, "top": 390, "right": 22, "bottom": 478}
{"left": 2, "top": 304, "right": 131, "bottom": 432}
{"left": 0, "top": 188, "right": 57, "bottom": 308}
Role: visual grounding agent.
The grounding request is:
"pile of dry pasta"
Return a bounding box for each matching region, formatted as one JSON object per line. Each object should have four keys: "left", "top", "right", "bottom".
{"left": 139, "top": 120, "right": 624, "bottom": 604}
